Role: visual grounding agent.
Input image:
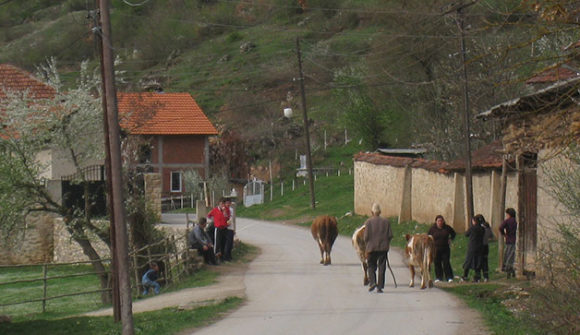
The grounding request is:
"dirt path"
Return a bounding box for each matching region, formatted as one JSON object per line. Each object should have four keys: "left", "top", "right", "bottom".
{"left": 83, "top": 262, "right": 248, "bottom": 317}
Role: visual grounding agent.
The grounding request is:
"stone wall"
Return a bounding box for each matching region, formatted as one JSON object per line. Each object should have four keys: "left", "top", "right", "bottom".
{"left": 0, "top": 213, "right": 55, "bottom": 265}
{"left": 52, "top": 219, "right": 111, "bottom": 263}
{"left": 145, "top": 173, "right": 162, "bottom": 219}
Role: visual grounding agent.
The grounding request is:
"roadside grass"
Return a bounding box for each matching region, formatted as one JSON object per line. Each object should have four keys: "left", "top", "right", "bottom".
{"left": 0, "top": 297, "right": 243, "bottom": 335}
{"left": 0, "top": 241, "right": 256, "bottom": 334}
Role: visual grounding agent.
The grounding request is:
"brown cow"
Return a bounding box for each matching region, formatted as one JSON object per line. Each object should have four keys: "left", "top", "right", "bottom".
{"left": 311, "top": 215, "right": 338, "bottom": 265}
{"left": 404, "top": 233, "right": 435, "bottom": 289}
{"left": 352, "top": 225, "right": 369, "bottom": 285}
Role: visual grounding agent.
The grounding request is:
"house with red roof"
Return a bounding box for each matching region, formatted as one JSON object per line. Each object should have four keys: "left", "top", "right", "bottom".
{"left": 1, "top": 64, "right": 218, "bottom": 196}
{"left": 117, "top": 92, "right": 218, "bottom": 195}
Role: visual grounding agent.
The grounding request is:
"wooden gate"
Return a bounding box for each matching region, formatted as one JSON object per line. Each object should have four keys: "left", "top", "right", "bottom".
{"left": 518, "top": 154, "right": 537, "bottom": 277}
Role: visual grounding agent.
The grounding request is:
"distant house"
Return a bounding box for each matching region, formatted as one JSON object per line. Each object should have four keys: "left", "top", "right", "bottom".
{"left": 0, "top": 63, "right": 55, "bottom": 100}
{"left": 117, "top": 92, "right": 218, "bottom": 195}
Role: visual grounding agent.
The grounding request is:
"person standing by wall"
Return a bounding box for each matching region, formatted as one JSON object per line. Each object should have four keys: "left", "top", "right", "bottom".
{"left": 499, "top": 208, "right": 517, "bottom": 279}
{"left": 428, "top": 215, "right": 456, "bottom": 283}
{"left": 462, "top": 215, "right": 485, "bottom": 282}
{"left": 222, "top": 198, "right": 235, "bottom": 262}
{"left": 480, "top": 215, "right": 495, "bottom": 282}
{"left": 207, "top": 198, "right": 228, "bottom": 262}
{"left": 363, "top": 203, "right": 393, "bottom": 293}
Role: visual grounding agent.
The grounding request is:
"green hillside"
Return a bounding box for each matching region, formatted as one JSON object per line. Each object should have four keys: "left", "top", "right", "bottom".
{"left": 0, "top": 0, "right": 575, "bottom": 174}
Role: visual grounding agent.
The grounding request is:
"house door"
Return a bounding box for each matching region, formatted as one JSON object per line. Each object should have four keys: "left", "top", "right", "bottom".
{"left": 518, "top": 154, "right": 537, "bottom": 277}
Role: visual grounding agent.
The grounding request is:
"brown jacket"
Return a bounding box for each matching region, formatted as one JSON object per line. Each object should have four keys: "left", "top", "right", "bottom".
{"left": 364, "top": 216, "right": 393, "bottom": 252}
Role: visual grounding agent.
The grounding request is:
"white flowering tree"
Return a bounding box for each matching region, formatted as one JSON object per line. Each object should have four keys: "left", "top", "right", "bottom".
{"left": 0, "top": 59, "right": 113, "bottom": 301}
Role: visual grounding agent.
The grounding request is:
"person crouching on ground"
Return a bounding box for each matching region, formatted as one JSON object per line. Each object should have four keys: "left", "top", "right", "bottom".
{"left": 142, "top": 262, "right": 160, "bottom": 295}
{"left": 189, "top": 217, "right": 217, "bottom": 265}
{"left": 363, "top": 203, "right": 393, "bottom": 293}
{"left": 428, "top": 215, "right": 456, "bottom": 283}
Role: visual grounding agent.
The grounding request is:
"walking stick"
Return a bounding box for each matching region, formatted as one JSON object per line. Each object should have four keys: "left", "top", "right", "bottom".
{"left": 386, "top": 252, "right": 397, "bottom": 288}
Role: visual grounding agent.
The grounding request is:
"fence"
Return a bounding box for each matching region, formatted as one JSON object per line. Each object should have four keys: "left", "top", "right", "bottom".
{"left": 0, "top": 234, "right": 200, "bottom": 316}
{"left": 262, "top": 167, "right": 352, "bottom": 204}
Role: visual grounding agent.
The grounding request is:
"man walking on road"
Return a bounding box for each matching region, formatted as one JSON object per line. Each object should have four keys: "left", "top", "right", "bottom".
{"left": 364, "top": 203, "right": 393, "bottom": 293}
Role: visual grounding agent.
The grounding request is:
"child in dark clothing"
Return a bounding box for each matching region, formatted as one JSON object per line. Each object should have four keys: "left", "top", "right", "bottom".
{"left": 142, "top": 262, "right": 160, "bottom": 295}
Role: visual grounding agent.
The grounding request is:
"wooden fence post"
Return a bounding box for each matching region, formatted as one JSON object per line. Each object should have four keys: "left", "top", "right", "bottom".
{"left": 132, "top": 251, "right": 139, "bottom": 295}
{"left": 42, "top": 263, "right": 48, "bottom": 313}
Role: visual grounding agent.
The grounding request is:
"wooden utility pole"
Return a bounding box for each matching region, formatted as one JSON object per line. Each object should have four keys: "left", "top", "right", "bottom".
{"left": 96, "top": 0, "right": 134, "bottom": 333}
{"left": 443, "top": 0, "right": 478, "bottom": 221}
{"left": 296, "top": 37, "right": 316, "bottom": 209}
{"left": 92, "top": 1, "right": 119, "bottom": 320}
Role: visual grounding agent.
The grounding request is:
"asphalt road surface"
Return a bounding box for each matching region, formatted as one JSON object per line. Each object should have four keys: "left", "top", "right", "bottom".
{"left": 187, "top": 217, "right": 487, "bottom": 335}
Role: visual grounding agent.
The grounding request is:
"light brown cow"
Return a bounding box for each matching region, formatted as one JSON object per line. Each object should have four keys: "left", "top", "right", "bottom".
{"left": 404, "top": 233, "right": 435, "bottom": 289}
{"left": 352, "top": 225, "right": 369, "bottom": 286}
{"left": 311, "top": 215, "right": 338, "bottom": 265}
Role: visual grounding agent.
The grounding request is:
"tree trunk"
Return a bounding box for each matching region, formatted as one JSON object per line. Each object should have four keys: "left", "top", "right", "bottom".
{"left": 66, "top": 223, "right": 112, "bottom": 304}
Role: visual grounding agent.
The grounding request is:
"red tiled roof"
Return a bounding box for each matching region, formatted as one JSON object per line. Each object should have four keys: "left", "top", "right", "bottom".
{"left": 447, "top": 140, "right": 505, "bottom": 171}
{"left": 526, "top": 66, "right": 578, "bottom": 84}
{"left": 355, "top": 141, "right": 507, "bottom": 174}
{"left": 117, "top": 92, "right": 218, "bottom": 135}
{"left": 0, "top": 64, "right": 56, "bottom": 100}
{"left": 354, "top": 152, "right": 450, "bottom": 173}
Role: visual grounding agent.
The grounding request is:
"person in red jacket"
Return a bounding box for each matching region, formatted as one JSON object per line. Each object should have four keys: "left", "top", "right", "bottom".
{"left": 207, "top": 198, "right": 228, "bottom": 262}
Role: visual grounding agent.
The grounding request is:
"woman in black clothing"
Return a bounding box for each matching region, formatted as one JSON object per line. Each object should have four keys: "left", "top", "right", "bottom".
{"left": 428, "top": 215, "right": 456, "bottom": 283}
{"left": 462, "top": 214, "right": 485, "bottom": 282}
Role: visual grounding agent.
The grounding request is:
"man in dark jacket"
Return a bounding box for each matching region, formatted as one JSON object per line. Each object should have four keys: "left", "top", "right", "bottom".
{"left": 499, "top": 208, "right": 517, "bottom": 278}
{"left": 428, "top": 215, "right": 456, "bottom": 283}
{"left": 188, "top": 218, "right": 216, "bottom": 265}
{"left": 363, "top": 203, "right": 393, "bottom": 293}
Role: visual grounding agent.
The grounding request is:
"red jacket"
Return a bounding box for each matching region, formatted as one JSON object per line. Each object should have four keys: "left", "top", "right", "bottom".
{"left": 208, "top": 206, "right": 228, "bottom": 229}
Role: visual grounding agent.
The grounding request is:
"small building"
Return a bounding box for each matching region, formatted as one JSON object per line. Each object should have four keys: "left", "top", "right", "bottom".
{"left": 117, "top": 92, "right": 218, "bottom": 195}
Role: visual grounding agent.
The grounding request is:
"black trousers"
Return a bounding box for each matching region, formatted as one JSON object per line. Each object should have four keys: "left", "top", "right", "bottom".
{"left": 215, "top": 227, "right": 228, "bottom": 257}
{"left": 223, "top": 229, "right": 235, "bottom": 261}
{"left": 197, "top": 246, "right": 216, "bottom": 265}
{"left": 481, "top": 245, "right": 489, "bottom": 279}
{"left": 367, "top": 251, "right": 387, "bottom": 289}
{"left": 434, "top": 247, "right": 454, "bottom": 281}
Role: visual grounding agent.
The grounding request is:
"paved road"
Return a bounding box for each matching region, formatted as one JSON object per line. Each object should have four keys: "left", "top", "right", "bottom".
{"left": 188, "top": 217, "right": 487, "bottom": 335}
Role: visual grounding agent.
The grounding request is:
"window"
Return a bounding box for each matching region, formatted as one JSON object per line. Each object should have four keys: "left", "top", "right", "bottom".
{"left": 170, "top": 171, "right": 182, "bottom": 192}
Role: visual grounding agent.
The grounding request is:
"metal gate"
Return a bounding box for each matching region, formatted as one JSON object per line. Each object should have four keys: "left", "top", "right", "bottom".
{"left": 61, "top": 165, "right": 107, "bottom": 217}
{"left": 243, "top": 179, "right": 265, "bottom": 207}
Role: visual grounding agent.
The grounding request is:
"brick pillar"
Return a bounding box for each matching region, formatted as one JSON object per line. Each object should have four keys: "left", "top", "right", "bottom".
{"left": 144, "top": 173, "right": 162, "bottom": 218}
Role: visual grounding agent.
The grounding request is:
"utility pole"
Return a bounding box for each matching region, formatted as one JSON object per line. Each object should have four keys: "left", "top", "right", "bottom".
{"left": 96, "top": 0, "right": 134, "bottom": 334}
{"left": 91, "top": 2, "right": 120, "bottom": 321}
{"left": 443, "top": 0, "right": 478, "bottom": 221}
{"left": 296, "top": 37, "right": 316, "bottom": 209}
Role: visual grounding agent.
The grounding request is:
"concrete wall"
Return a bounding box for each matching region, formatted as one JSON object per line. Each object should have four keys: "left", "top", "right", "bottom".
{"left": 411, "top": 168, "right": 455, "bottom": 227}
{"left": 354, "top": 162, "right": 406, "bottom": 218}
{"left": 354, "top": 160, "right": 519, "bottom": 234}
